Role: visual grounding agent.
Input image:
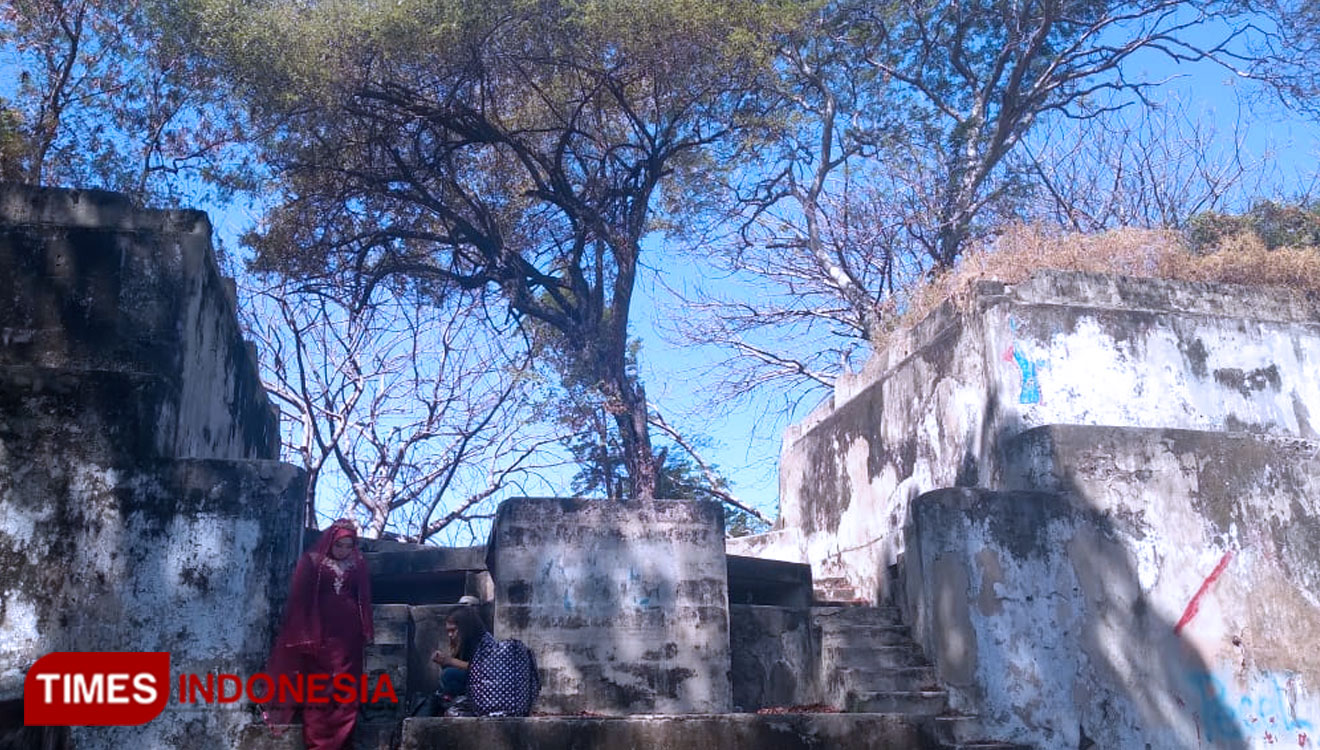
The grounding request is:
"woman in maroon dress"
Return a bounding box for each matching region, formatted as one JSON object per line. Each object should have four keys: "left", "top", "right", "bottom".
{"left": 266, "top": 519, "right": 374, "bottom": 749}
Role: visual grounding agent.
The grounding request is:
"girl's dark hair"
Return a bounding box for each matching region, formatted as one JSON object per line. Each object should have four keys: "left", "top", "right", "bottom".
{"left": 446, "top": 606, "right": 488, "bottom": 661}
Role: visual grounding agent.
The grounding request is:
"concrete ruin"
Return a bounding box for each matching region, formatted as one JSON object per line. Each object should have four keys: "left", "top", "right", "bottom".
{"left": 0, "top": 185, "right": 304, "bottom": 749}
{"left": 487, "top": 497, "right": 732, "bottom": 714}
{"left": 732, "top": 270, "right": 1320, "bottom": 749}
{"left": 7, "top": 182, "right": 1316, "bottom": 750}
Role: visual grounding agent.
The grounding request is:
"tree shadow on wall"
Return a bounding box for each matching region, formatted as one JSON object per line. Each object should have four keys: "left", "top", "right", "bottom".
{"left": 908, "top": 481, "right": 1249, "bottom": 749}
{"left": 490, "top": 498, "right": 729, "bottom": 718}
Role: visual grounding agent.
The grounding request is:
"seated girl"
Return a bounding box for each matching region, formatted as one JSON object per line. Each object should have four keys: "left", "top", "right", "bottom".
{"left": 431, "top": 606, "right": 486, "bottom": 697}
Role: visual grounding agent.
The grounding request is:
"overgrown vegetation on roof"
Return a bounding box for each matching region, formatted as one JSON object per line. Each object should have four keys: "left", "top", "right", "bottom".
{"left": 885, "top": 203, "right": 1320, "bottom": 342}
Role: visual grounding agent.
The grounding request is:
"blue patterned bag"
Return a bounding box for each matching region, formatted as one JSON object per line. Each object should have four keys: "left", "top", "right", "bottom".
{"left": 467, "top": 632, "right": 541, "bottom": 716}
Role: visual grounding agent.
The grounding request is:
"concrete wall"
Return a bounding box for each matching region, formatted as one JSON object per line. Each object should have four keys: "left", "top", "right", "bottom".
{"left": 0, "top": 457, "right": 304, "bottom": 749}
{"left": 0, "top": 185, "right": 279, "bottom": 461}
{"left": 769, "top": 270, "right": 1320, "bottom": 602}
{"left": 728, "top": 604, "right": 820, "bottom": 712}
{"left": 0, "top": 185, "right": 303, "bottom": 748}
{"left": 744, "top": 269, "right": 1320, "bottom": 747}
{"left": 905, "top": 469, "right": 1320, "bottom": 750}
{"left": 488, "top": 498, "right": 731, "bottom": 714}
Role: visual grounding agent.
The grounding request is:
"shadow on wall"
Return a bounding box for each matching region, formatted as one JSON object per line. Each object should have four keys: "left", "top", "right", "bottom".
{"left": 907, "top": 480, "right": 1250, "bottom": 749}
{"left": 492, "top": 499, "right": 730, "bottom": 716}
{"left": 0, "top": 188, "right": 303, "bottom": 749}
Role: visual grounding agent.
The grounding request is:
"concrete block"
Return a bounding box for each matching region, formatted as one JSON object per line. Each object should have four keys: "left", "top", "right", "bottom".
{"left": 0, "top": 185, "right": 279, "bottom": 461}
{"left": 400, "top": 714, "right": 925, "bottom": 750}
{"left": 729, "top": 604, "right": 820, "bottom": 711}
{"left": 775, "top": 269, "right": 1320, "bottom": 607}
{"left": 489, "top": 498, "right": 731, "bottom": 714}
{"left": 727, "top": 555, "right": 811, "bottom": 607}
{"left": 904, "top": 485, "right": 1320, "bottom": 749}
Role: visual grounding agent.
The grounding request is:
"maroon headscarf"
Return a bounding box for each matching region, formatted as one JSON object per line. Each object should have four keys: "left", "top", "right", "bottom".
{"left": 264, "top": 519, "right": 373, "bottom": 725}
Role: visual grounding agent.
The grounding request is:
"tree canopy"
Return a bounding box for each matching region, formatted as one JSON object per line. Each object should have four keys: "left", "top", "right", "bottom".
{"left": 0, "top": 0, "right": 250, "bottom": 203}
{"left": 3, "top": 0, "right": 1316, "bottom": 529}
{"left": 186, "top": 0, "right": 794, "bottom": 501}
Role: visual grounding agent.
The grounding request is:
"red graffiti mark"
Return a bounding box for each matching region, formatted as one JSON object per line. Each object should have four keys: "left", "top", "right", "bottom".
{"left": 1267, "top": 731, "right": 1277, "bottom": 744}
{"left": 1300, "top": 731, "right": 1309, "bottom": 747}
{"left": 1001, "top": 346, "right": 1015, "bottom": 362}
{"left": 1174, "top": 551, "right": 1234, "bottom": 635}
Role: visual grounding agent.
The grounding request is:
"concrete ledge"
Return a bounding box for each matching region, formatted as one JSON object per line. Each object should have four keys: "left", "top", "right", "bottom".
{"left": 400, "top": 714, "right": 924, "bottom": 750}
{"left": 364, "top": 544, "right": 487, "bottom": 576}
{"left": 727, "top": 555, "right": 811, "bottom": 607}
{"left": 1002, "top": 423, "right": 1320, "bottom": 499}
{"left": 1013, "top": 269, "right": 1320, "bottom": 325}
{"left": 0, "top": 183, "right": 209, "bottom": 234}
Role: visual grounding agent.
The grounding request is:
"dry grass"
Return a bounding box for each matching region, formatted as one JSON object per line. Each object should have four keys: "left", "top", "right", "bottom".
{"left": 883, "top": 224, "right": 1320, "bottom": 342}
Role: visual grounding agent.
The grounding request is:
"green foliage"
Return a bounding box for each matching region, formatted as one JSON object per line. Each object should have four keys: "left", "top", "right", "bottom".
{"left": 0, "top": 0, "right": 248, "bottom": 203}
{"left": 1187, "top": 201, "right": 1320, "bottom": 253}
{"left": 726, "top": 507, "right": 771, "bottom": 538}
{"left": 185, "top": 0, "right": 792, "bottom": 498}
{"left": 0, "top": 102, "right": 25, "bottom": 181}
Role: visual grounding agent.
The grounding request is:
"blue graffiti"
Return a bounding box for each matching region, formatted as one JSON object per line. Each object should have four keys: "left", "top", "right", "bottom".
{"left": 1011, "top": 347, "right": 1041, "bottom": 404}
{"left": 1188, "top": 671, "right": 1313, "bottom": 744}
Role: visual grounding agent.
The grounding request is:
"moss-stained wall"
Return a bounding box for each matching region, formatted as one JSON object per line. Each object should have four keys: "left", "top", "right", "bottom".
{"left": 750, "top": 270, "right": 1320, "bottom": 605}
{"left": 488, "top": 497, "right": 731, "bottom": 714}
{"left": 749, "top": 268, "right": 1320, "bottom": 749}
{"left": 0, "top": 185, "right": 303, "bottom": 749}
{"left": 0, "top": 185, "right": 280, "bottom": 461}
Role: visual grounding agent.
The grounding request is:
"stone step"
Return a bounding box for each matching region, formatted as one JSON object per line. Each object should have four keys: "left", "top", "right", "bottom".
{"left": 829, "top": 666, "right": 939, "bottom": 692}
{"left": 399, "top": 714, "right": 928, "bottom": 749}
{"left": 819, "top": 624, "right": 914, "bottom": 646}
{"left": 825, "top": 644, "right": 930, "bottom": 668}
{"left": 813, "top": 576, "right": 860, "bottom": 601}
{"left": 813, "top": 605, "right": 904, "bottom": 626}
{"left": 845, "top": 690, "right": 948, "bottom": 715}
{"left": 237, "top": 719, "right": 398, "bottom": 750}
{"left": 813, "top": 597, "right": 872, "bottom": 607}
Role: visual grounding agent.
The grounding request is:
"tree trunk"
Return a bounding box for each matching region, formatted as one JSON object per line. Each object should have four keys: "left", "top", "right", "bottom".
{"left": 602, "top": 364, "right": 657, "bottom": 502}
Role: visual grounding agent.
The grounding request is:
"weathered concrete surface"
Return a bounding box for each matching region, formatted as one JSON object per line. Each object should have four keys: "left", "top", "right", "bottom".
{"left": 726, "top": 556, "right": 811, "bottom": 608}
{"left": 766, "top": 270, "right": 1320, "bottom": 603}
{"left": 0, "top": 457, "right": 304, "bottom": 749}
{"left": 0, "top": 185, "right": 304, "bottom": 749}
{"left": 364, "top": 604, "right": 410, "bottom": 725}
{"left": 0, "top": 184, "right": 279, "bottom": 460}
{"left": 906, "top": 480, "right": 1320, "bottom": 750}
{"left": 362, "top": 541, "right": 486, "bottom": 605}
{"left": 729, "top": 605, "right": 820, "bottom": 711}
{"left": 488, "top": 498, "right": 731, "bottom": 714}
{"left": 400, "top": 714, "right": 925, "bottom": 750}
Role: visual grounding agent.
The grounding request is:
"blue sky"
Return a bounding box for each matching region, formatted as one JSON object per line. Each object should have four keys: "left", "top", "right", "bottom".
{"left": 6, "top": 7, "right": 1319, "bottom": 540}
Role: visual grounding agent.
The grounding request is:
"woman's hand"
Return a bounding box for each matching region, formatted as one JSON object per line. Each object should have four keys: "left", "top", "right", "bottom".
{"left": 432, "top": 651, "right": 452, "bottom": 668}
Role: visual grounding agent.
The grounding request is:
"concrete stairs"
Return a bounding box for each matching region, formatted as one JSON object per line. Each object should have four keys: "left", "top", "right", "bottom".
{"left": 814, "top": 606, "right": 1028, "bottom": 750}
{"left": 812, "top": 575, "right": 867, "bottom": 605}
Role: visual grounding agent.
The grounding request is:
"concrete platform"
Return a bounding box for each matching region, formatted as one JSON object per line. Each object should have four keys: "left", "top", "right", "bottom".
{"left": 726, "top": 555, "right": 812, "bottom": 607}
{"left": 399, "top": 714, "right": 926, "bottom": 749}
